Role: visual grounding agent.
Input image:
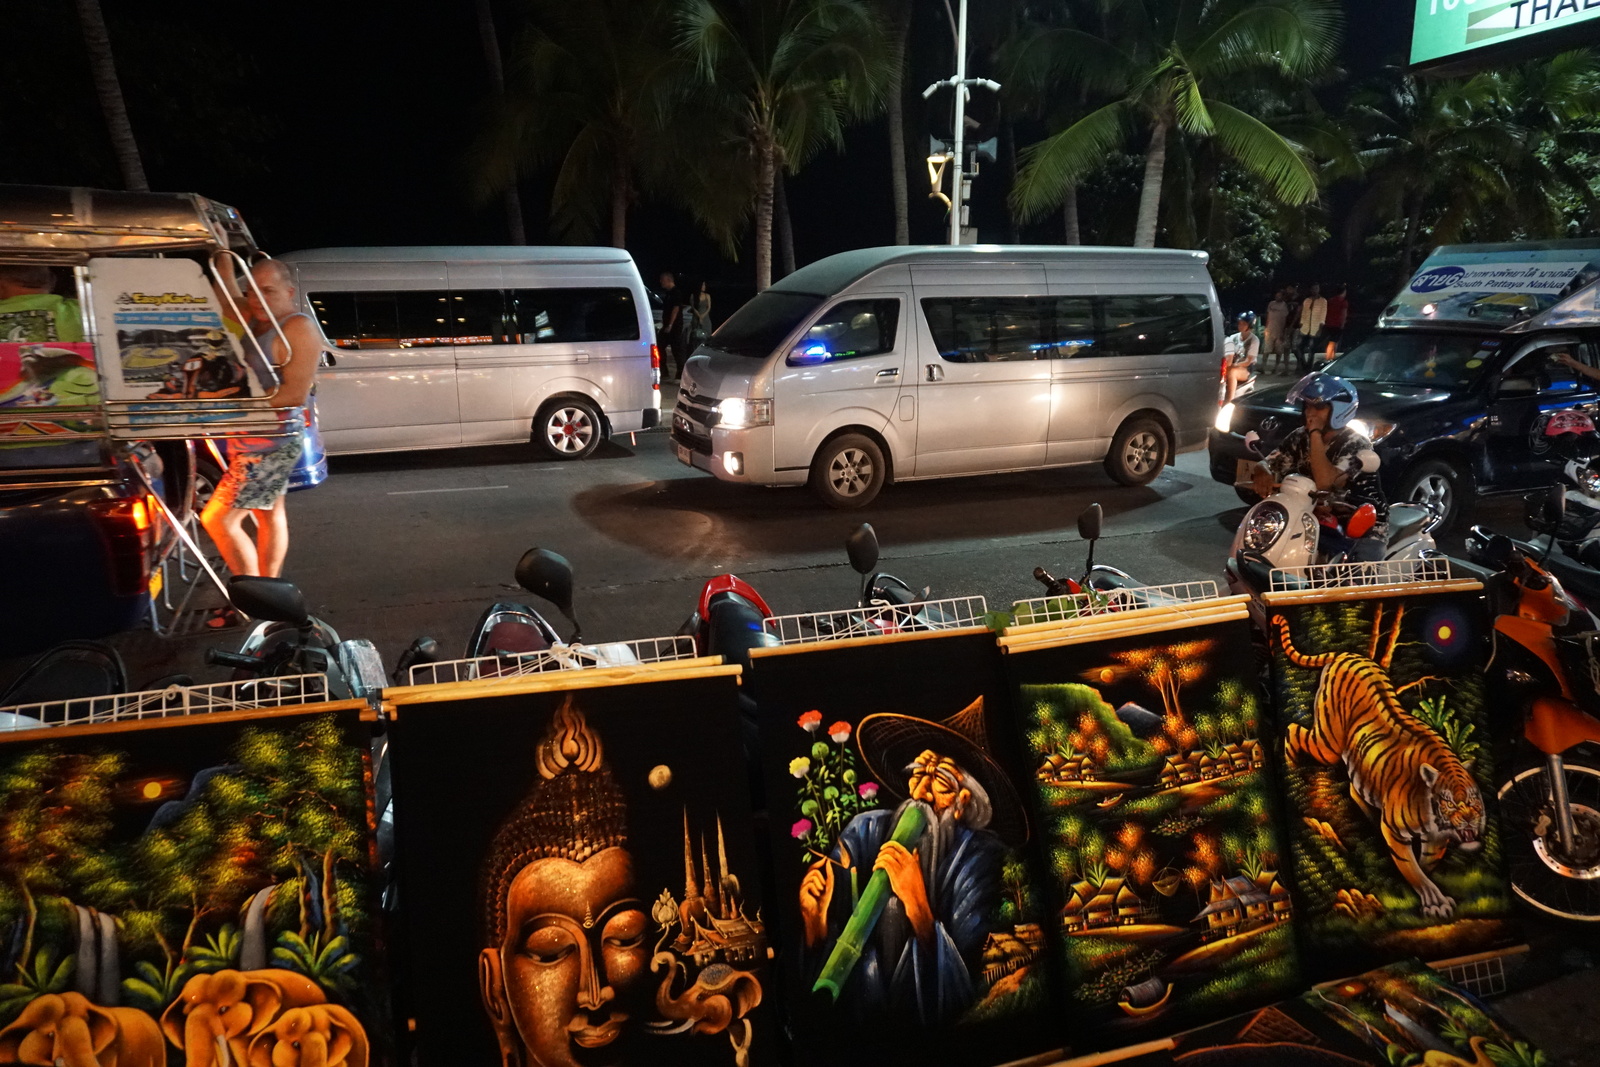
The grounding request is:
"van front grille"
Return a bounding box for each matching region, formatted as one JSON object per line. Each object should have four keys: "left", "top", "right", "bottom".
{"left": 675, "top": 389, "right": 718, "bottom": 427}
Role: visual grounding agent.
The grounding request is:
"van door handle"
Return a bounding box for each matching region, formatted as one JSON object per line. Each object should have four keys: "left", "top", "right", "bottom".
{"left": 926, "top": 365, "right": 944, "bottom": 382}
{"left": 876, "top": 368, "right": 899, "bottom": 379}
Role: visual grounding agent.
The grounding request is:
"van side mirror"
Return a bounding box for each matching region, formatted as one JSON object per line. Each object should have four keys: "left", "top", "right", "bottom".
{"left": 1077, "top": 503, "right": 1103, "bottom": 542}
{"left": 846, "top": 523, "right": 880, "bottom": 575}
{"left": 515, "top": 548, "right": 576, "bottom": 632}
{"left": 228, "top": 576, "right": 309, "bottom": 625}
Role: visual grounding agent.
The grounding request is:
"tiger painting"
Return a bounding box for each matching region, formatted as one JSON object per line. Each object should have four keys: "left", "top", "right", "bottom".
{"left": 1272, "top": 607, "right": 1486, "bottom": 920}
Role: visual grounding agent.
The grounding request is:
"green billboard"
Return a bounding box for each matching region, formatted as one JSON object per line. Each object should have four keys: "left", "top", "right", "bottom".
{"left": 1411, "top": 0, "right": 1600, "bottom": 67}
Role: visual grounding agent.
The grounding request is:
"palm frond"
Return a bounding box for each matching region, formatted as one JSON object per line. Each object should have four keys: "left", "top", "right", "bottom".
{"left": 1206, "top": 100, "right": 1318, "bottom": 206}
{"left": 1012, "top": 101, "right": 1134, "bottom": 221}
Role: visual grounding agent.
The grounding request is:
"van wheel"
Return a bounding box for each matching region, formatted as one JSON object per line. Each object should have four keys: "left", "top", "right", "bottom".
{"left": 1104, "top": 417, "right": 1168, "bottom": 486}
{"left": 1397, "top": 458, "right": 1466, "bottom": 533}
{"left": 535, "top": 398, "right": 602, "bottom": 460}
{"left": 811, "top": 434, "right": 885, "bottom": 509}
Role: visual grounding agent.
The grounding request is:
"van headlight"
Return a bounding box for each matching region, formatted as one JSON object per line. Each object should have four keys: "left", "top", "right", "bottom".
{"left": 1242, "top": 502, "right": 1288, "bottom": 551}
{"left": 716, "top": 397, "right": 773, "bottom": 429}
{"left": 1215, "top": 403, "right": 1235, "bottom": 433}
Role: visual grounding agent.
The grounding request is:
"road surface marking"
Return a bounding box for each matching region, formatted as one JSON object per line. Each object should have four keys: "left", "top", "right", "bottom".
{"left": 387, "top": 485, "right": 510, "bottom": 496}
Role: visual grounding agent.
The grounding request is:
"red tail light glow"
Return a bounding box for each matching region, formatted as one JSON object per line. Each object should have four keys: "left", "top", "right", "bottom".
{"left": 89, "top": 497, "right": 155, "bottom": 597}
{"left": 650, "top": 344, "right": 661, "bottom": 391}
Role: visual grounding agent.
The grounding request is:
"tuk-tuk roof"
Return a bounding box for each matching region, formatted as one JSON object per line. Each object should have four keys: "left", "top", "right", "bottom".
{"left": 0, "top": 184, "right": 256, "bottom": 264}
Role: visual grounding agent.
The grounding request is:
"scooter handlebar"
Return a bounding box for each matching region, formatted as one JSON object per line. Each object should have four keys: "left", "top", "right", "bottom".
{"left": 205, "top": 648, "right": 265, "bottom": 672}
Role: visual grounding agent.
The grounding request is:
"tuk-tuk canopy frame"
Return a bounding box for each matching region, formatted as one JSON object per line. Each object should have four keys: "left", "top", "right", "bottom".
{"left": 0, "top": 184, "right": 257, "bottom": 264}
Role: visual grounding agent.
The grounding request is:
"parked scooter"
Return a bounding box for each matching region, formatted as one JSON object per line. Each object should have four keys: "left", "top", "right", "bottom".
{"left": 1460, "top": 491, "right": 1600, "bottom": 920}
{"left": 1031, "top": 503, "right": 1142, "bottom": 598}
{"left": 392, "top": 549, "right": 644, "bottom": 684}
{"left": 207, "top": 576, "right": 386, "bottom": 699}
{"left": 679, "top": 573, "right": 779, "bottom": 673}
{"left": 835, "top": 523, "right": 967, "bottom": 632}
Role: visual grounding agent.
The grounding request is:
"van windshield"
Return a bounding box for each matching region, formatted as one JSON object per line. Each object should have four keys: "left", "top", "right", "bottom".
{"left": 709, "top": 291, "right": 823, "bottom": 357}
{"left": 1327, "top": 331, "right": 1501, "bottom": 390}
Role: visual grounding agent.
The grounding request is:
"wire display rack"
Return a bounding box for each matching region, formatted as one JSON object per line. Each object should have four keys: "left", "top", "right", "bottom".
{"left": 1432, "top": 954, "right": 1510, "bottom": 999}
{"left": 0, "top": 674, "right": 330, "bottom": 731}
{"left": 1011, "top": 580, "right": 1221, "bottom": 626}
{"left": 406, "top": 636, "right": 698, "bottom": 686}
{"left": 762, "top": 595, "right": 989, "bottom": 647}
{"left": 1269, "top": 556, "right": 1453, "bottom": 593}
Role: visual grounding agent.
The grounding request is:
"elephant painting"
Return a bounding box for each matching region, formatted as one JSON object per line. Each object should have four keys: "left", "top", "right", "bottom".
{"left": 246, "top": 1005, "right": 367, "bottom": 1067}
{"left": 0, "top": 992, "right": 164, "bottom": 1067}
{"left": 161, "top": 970, "right": 327, "bottom": 1067}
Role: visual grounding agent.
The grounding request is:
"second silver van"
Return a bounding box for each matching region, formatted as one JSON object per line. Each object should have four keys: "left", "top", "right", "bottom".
{"left": 671, "top": 245, "right": 1222, "bottom": 507}
{"left": 280, "top": 246, "right": 660, "bottom": 459}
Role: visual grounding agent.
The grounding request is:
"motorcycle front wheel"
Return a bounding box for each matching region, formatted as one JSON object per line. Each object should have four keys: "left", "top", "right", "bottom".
{"left": 1498, "top": 757, "right": 1600, "bottom": 921}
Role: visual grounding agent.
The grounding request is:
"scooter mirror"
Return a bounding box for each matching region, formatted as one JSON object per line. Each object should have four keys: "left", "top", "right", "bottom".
{"left": 846, "top": 523, "right": 880, "bottom": 575}
{"left": 1077, "top": 503, "right": 1103, "bottom": 542}
{"left": 515, "top": 548, "right": 576, "bottom": 620}
{"left": 1242, "top": 431, "right": 1262, "bottom": 457}
{"left": 227, "top": 576, "right": 309, "bottom": 625}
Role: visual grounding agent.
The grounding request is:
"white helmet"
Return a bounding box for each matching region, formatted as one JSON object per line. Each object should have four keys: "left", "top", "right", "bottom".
{"left": 1286, "top": 372, "right": 1358, "bottom": 430}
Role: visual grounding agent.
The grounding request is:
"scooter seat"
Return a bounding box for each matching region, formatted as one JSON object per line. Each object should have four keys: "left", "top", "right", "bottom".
{"left": 1388, "top": 503, "right": 1431, "bottom": 543}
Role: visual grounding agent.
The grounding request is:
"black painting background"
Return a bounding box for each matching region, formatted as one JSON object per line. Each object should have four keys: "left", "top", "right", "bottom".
{"left": 747, "top": 631, "right": 1062, "bottom": 1067}
{"left": 386, "top": 674, "right": 768, "bottom": 1067}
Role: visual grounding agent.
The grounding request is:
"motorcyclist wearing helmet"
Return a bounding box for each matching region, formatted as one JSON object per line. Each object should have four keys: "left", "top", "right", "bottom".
{"left": 1251, "top": 371, "right": 1371, "bottom": 499}
{"left": 1221, "top": 310, "right": 1260, "bottom": 405}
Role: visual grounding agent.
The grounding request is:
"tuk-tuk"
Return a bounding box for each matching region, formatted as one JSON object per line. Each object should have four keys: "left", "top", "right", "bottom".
{"left": 0, "top": 183, "right": 316, "bottom": 655}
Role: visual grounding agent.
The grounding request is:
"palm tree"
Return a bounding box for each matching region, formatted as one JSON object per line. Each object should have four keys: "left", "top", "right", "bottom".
{"left": 1010, "top": 0, "right": 1341, "bottom": 247}
{"left": 677, "top": 0, "right": 894, "bottom": 289}
{"left": 74, "top": 0, "right": 147, "bottom": 192}
{"left": 873, "top": 0, "right": 916, "bottom": 244}
{"left": 474, "top": 0, "right": 684, "bottom": 247}
{"left": 475, "top": 0, "right": 527, "bottom": 244}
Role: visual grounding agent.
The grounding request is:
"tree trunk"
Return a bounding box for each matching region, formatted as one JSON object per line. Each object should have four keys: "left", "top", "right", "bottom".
{"left": 75, "top": 0, "right": 147, "bottom": 192}
{"left": 610, "top": 169, "right": 629, "bottom": 250}
{"left": 475, "top": 0, "right": 527, "bottom": 244}
{"left": 16, "top": 879, "right": 34, "bottom": 978}
{"left": 320, "top": 847, "right": 337, "bottom": 951}
{"left": 1133, "top": 119, "right": 1169, "bottom": 248}
{"left": 1063, "top": 185, "right": 1081, "bottom": 245}
{"left": 1001, "top": 111, "right": 1020, "bottom": 243}
{"left": 754, "top": 140, "right": 776, "bottom": 292}
{"left": 1399, "top": 194, "right": 1424, "bottom": 288}
{"left": 775, "top": 170, "right": 796, "bottom": 280}
{"left": 885, "top": 0, "right": 914, "bottom": 244}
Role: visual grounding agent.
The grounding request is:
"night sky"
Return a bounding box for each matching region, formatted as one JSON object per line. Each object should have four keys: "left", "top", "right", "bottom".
{"left": 3, "top": 1, "right": 1408, "bottom": 303}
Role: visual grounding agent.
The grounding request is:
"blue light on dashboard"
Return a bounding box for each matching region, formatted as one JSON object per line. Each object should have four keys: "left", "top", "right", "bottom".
{"left": 793, "top": 344, "right": 830, "bottom": 365}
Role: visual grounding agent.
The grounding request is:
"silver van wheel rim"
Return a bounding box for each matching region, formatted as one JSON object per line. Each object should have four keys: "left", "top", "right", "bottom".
{"left": 1122, "top": 431, "right": 1162, "bottom": 476}
{"left": 827, "top": 448, "right": 874, "bottom": 497}
{"left": 1409, "top": 474, "right": 1452, "bottom": 528}
{"left": 546, "top": 408, "right": 594, "bottom": 452}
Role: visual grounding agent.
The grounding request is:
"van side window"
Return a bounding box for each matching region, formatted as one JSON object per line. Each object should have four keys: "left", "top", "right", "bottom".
{"left": 306, "top": 290, "right": 453, "bottom": 348}
{"left": 1101, "top": 294, "right": 1212, "bottom": 356}
{"left": 1052, "top": 297, "right": 1098, "bottom": 358}
{"left": 789, "top": 299, "right": 900, "bottom": 364}
{"left": 922, "top": 297, "right": 1051, "bottom": 362}
{"left": 507, "top": 288, "right": 640, "bottom": 344}
{"left": 449, "top": 289, "right": 508, "bottom": 344}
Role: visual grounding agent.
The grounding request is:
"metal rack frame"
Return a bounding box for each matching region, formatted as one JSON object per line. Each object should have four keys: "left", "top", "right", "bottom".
{"left": 1011, "top": 580, "right": 1221, "bottom": 625}
{"left": 763, "top": 595, "right": 989, "bottom": 647}
{"left": 1269, "top": 557, "right": 1453, "bottom": 592}
{"left": 406, "top": 635, "right": 699, "bottom": 686}
{"left": 0, "top": 674, "right": 330, "bottom": 730}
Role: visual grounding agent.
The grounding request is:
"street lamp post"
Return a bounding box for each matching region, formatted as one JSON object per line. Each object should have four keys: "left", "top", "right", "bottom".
{"left": 923, "top": 0, "right": 1000, "bottom": 245}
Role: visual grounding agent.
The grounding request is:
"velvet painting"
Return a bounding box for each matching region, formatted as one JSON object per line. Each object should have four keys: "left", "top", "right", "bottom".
{"left": 1002, "top": 611, "right": 1302, "bottom": 1047}
{"left": 747, "top": 631, "right": 1060, "bottom": 1067}
{"left": 0, "top": 709, "right": 383, "bottom": 1067}
{"left": 1265, "top": 589, "right": 1518, "bottom": 975}
{"left": 386, "top": 670, "right": 771, "bottom": 1067}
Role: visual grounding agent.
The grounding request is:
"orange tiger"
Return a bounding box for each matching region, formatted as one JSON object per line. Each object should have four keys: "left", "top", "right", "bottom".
{"left": 1273, "top": 612, "right": 1485, "bottom": 919}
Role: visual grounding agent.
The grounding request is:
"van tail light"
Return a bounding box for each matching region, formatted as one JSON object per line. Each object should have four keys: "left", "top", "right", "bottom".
{"left": 650, "top": 344, "right": 661, "bottom": 391}
{"left": 89, "top": 497, "right": 156, "bottom": 597}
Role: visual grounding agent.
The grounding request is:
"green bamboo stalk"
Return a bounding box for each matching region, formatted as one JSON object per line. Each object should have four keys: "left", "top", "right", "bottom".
{"left": 813, "top": 805, "right": 928, "bottom": 999}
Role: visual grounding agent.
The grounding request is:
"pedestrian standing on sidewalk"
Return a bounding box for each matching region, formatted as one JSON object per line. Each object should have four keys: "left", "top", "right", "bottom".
{"left": 1265, "top": 288, "right": 1291, "bottom": 373}
{"left": 657, "top": 271, "right": 688, "bottom": 380}
{"left": 688, "top": 280, "right": 712, "bottom": 350}
{"left": 1322, "top": 283, "right": 1349, "bottom": 363}
{"left": 1295, "top": 284, "right": 1328, "bottom": 374}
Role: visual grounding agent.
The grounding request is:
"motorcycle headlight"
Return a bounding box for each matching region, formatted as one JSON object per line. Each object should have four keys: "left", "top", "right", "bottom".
{"left": 1215, "top": 403, "right": 1235, "bottom": 433}
{"left": 1579, "top": 464, "right": 1600, "bottom": 497}
{"left": 1242, "top": 502, "right": 1289, "bottom": 551}
{"left": 716, "top": 397, "right": 773, "bottom": 429}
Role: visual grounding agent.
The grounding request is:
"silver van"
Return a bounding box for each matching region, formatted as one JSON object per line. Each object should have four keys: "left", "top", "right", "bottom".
{"left": 280, "top": 247, "right": 659, "bottom": 459}
{"left": 671, "top": 245, "right": 1222, "bottom": 506}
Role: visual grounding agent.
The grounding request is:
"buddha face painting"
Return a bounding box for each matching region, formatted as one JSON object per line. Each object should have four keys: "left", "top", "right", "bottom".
{"left": 479, "top": 701, "right": 650, "bottom": 1067}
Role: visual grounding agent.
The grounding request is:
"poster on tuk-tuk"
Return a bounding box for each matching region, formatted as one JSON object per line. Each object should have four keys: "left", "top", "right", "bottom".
{"left": 746, "top": 629, "right": 1062, "bottom": 1067}
{"left": 0, "top": 341, "right": 99, "bottom": 448}
{"left": 87, "top": 256, "right": 277, "bottom": 431}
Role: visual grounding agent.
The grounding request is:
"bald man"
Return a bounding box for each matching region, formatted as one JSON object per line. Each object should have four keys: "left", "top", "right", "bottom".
{"left": 200, "top": 260, "right": 321, "bottom": 585}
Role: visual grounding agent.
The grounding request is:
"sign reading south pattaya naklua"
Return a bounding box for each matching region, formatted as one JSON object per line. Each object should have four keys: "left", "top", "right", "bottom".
{"left": 1412, "top": 0, "right": 1600, "bottom": 67}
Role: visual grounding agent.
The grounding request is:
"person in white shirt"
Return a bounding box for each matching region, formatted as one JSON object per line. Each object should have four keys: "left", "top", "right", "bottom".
{"left": 1264, "top": 289, "right": 1291, "bottom": 372}
{"left": 1222, "top": 311, "right": 1260, "bottom": 404}
{"left": 1295, "top": 283, "right": 1328, "bottom": 374}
